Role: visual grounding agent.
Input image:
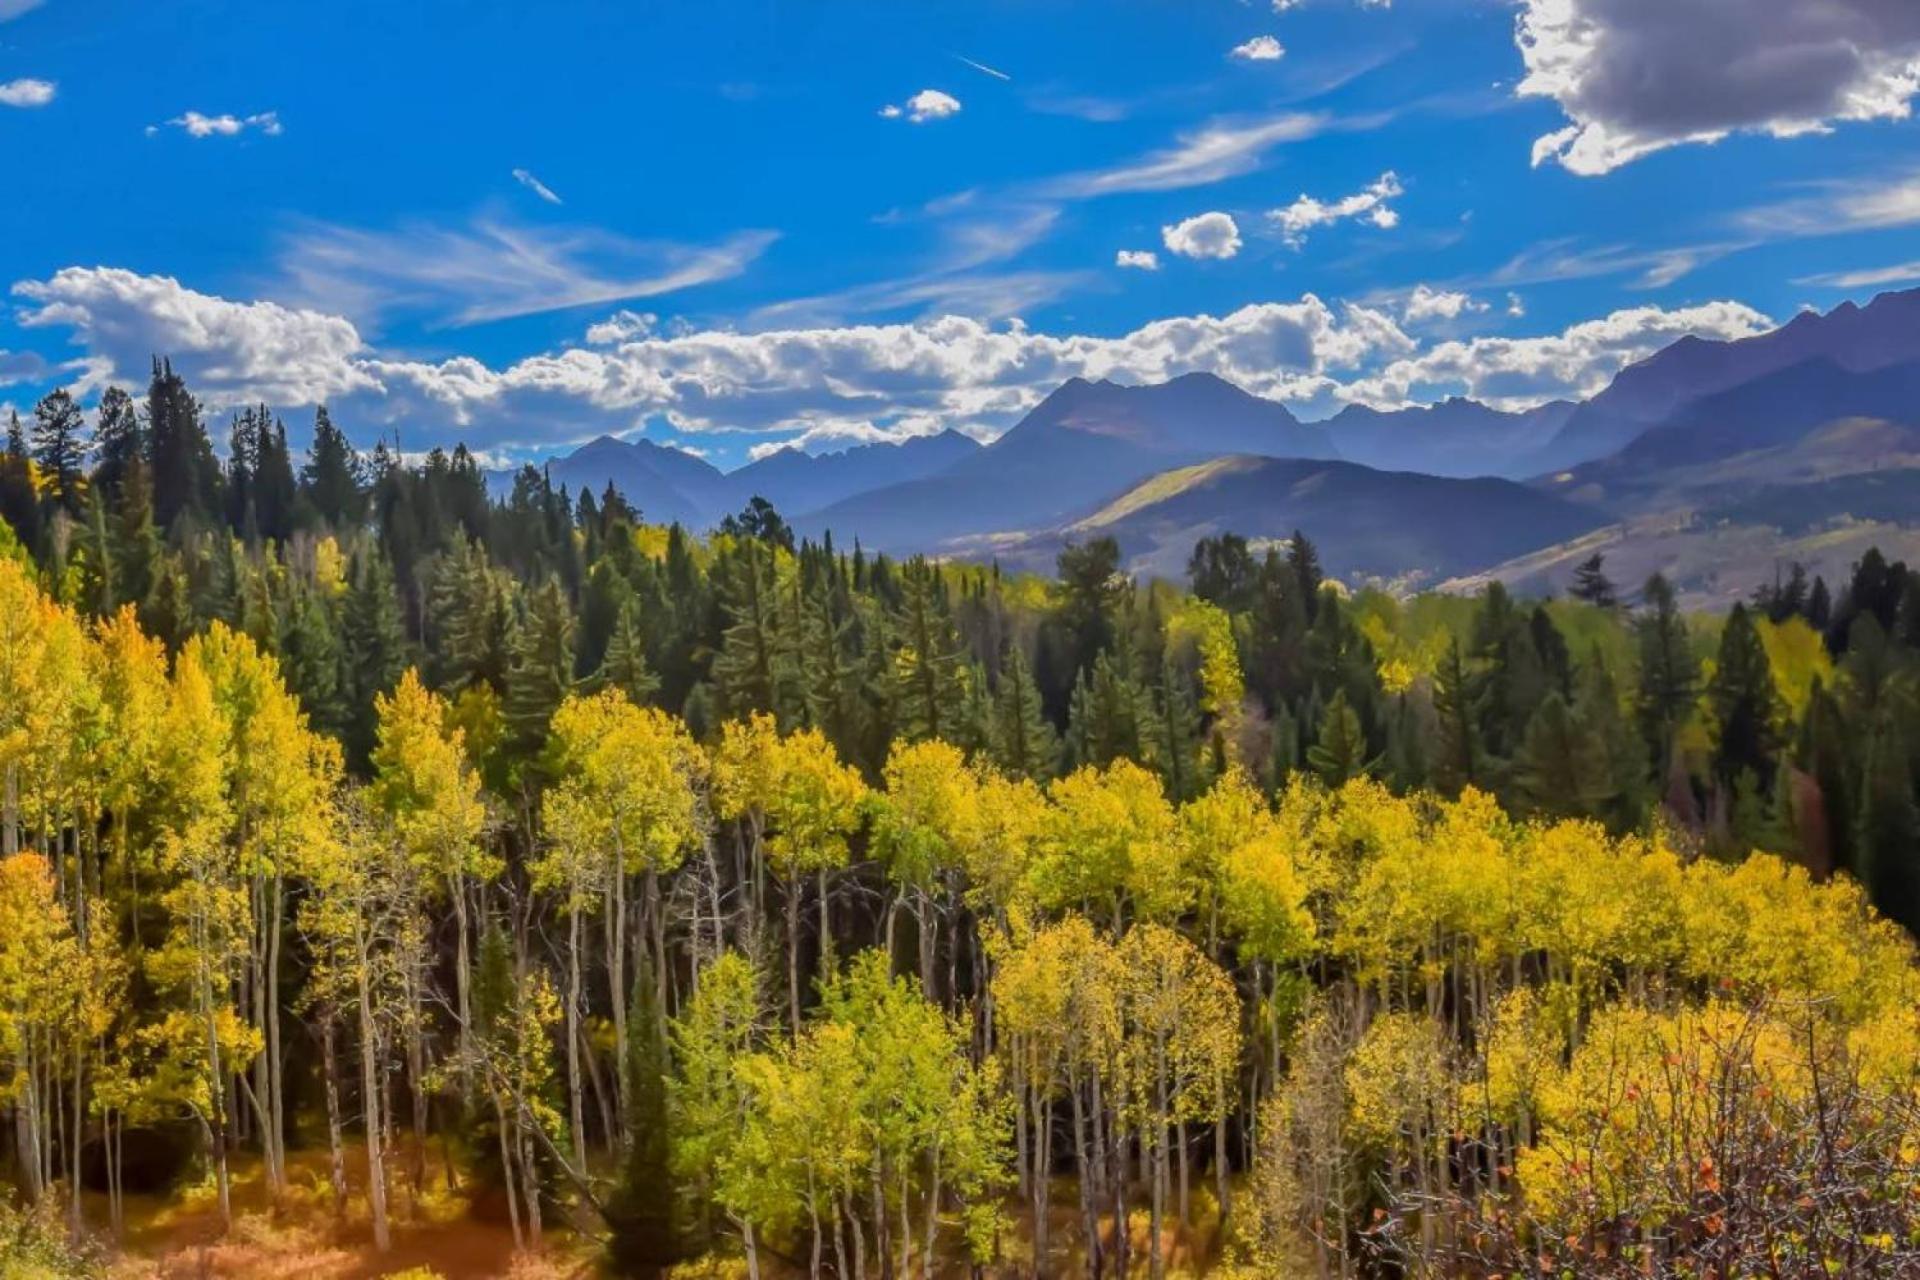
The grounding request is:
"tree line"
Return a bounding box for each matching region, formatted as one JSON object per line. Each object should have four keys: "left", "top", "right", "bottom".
{"left": 0, "top": 367, "right": 1916, "bottom": 1276}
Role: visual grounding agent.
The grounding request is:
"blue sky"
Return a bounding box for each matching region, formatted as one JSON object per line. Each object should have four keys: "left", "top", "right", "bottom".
{"left": 3, "top": 0, "right": 1919, "bottom": 469}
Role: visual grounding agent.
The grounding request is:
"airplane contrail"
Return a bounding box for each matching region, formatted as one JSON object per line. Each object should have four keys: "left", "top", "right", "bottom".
{"left": 953, "top": 54, "right": 1011, "bottom": 82}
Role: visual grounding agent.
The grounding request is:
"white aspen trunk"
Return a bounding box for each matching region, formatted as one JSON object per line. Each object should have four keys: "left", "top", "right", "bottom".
{"left": 358, "top": 955, "right": 391, "bottom": 1252}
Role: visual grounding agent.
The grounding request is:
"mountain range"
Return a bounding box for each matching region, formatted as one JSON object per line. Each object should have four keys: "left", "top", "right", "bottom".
{"left": 502, "top": 286, "right": 1920, "bottom": 608}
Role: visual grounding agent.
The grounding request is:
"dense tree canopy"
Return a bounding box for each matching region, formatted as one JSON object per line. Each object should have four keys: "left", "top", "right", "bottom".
{"left": 0, "top": 367, "right": 1916, "bottom": 1277}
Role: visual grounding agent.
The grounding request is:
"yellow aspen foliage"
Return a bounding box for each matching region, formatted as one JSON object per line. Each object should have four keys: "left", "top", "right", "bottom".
{"left": 1031, "top": 759, "right": 1181, "bottom": 922}
{"left": 373, "top": 667, "right": 494, "bottom": 891}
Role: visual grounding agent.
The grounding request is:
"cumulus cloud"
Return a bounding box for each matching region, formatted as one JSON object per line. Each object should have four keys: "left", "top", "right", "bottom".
{"left": 152, "top": 110, "right": 282, "bottom": 138}
{"left": 10, "top": 267, "right": 1788, "bottom": 466}
{"left": 511, "top": 168, "right": 563, "bottom": 205}
{"left": 881, "top": 89, "right": 962, "bottom": 123}
{"left": 1344, "top": 301, "right": 1773, "bottom": 409}
{"left": 584, "top": 310, "right": 659, "bottom": 344}
{"left": 1231, "top": 36, "right": 1285, "bottom": 62}
{"left": 277, "top": 217, "right": 777, "bottom": 327}
{"left": 1115, "top": 249, "right": 1161, "bottom": 271}
{"left": 0, "top": 78, "right": 55, "bottom": 108}
{"left": 1161, "top": 212, "right": 1243, "bottom": 260}
{"left": 1401, "top": 285, "right": 1487, "bottom": 324}
{"left": 14, "top": 268, "right": 376, "bottom": 408}
{"left": 11, "top": 266, "right": 1422, "bottom": 455}
{"left": 1518, "top": 0, "right": 1920, "bottom": 176}
{"left": 1269, "top": 171, "right": 1402, "bottom": 247}
{"left": 1507, "top": 292, "right": 1526, "bottom": 317}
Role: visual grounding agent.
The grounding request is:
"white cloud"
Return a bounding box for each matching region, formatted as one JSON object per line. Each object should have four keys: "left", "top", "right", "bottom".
{"left": 1401, "top": 285, "right": 1487, "bottom": 323}
{"left": 12, "top": 267, "right": 1420, "bottom": 455}
{"left": 882, "top": 89, "right": 962, "bottom": 124}
{"left": 0, "top": 78, "right": 54, "bottom": 108}
{"left": 1115, "top": 249, "right": 1161, "bottom": 271}
{"left": 512, "top": 167, "right": 563, "bottom": 205}
{"left": 1343, "top": 301, "right": 1773, "bottom": 410}
{"left": 14, "top": 267, "right": 376, "bottom": 408}
{"left": 1740, "top": 171, "right": 1920, "bottom": 237}
{"left": 1517, "top": 0, "right": 1920, "bottom": 175}
{"left": 276, "top": 216, "right": 777, "bottom": 327}
{"left": 156, "top": 110, "right": 282, "bottom": 138}
{"left": 11, "top": 268, "right": 1788, "bottom": 467}
{"left": 1161, "top": 212, "right": 1243, "bottom": 260}
{"left": 584, "top": 310, "right": 658, "bottom": 344}
{"left": 1269, "top": 171, "right": 1402, "bottom": 247}
{"left": 1794, "top": 260, "right": 1920, "bottom": 288}
{"left": 1043, "top": 112, "right": 1330, "bottom": 197}
{"left": 1231, "top": 36, "right": 1285, "bottom": 62}
{"left": 1506, "top": 292, "right": 1526, "bottom": 317}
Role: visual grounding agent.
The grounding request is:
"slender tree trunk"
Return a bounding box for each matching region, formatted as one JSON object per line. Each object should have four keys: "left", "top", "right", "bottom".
{"left": 358, "top": 957, "right": 391, "bottom": 1252}
{"left": 322, "top": 1013, "right": 348, "bottom": 1217}
{"left": 567, "top": 905, "right": 588, "bottom": 1167}
{"left": 496, "top": 1090, "right": 523, "bottom": 1251}
{"left": 787, "top": 875, "right": 803, "bottom": 1036}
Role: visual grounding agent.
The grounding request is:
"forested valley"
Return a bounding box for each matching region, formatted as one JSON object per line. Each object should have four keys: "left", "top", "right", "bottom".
{"left": 1, "top": 364, "right": 1917, "bottom": 1278}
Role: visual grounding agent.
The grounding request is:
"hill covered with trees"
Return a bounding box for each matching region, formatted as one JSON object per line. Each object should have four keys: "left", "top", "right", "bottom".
{"left": 0, "top": 363, "right": 1917, "bottom": 1277}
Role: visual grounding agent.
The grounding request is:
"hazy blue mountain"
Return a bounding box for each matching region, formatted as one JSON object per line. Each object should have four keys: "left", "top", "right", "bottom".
{"left": 1524, "top": 287, "right": 1920, "bottom": 475}
{"left": 997, "top": 453, "right": 1609, "bottom": 584}
{"left": 490, "top": 429, "right": 983, "bottom": 530}
{"left": 800, "top": 372, "right": 1339, "bottom": 550}
{"left": 716, "top": 430, "right": 981, "bottom": 518}
{"left": 1323, "top": 397, "right": 1577, "bottom": 478}
{"left": 488, "top": 435, "right": 727, "bottom": 528}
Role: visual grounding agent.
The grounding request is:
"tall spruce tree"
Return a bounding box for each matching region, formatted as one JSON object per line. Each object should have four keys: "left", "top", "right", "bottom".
{"left": 30, "top": 388, "right": 87, "bottom": 515}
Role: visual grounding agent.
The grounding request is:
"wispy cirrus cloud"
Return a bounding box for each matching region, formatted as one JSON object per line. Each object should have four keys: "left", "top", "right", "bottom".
{"left": 1040, "top": 111, "right": 1331, "bottom": 197}
{"left": 511, "top": 168, "right": 563, "bottom": 205}
{"left": 1795, "top": 260, "right": 1920, "bottom": 289}
{"left": 1738, "top": 172, "right": 1920, "bottom": 237}
{"left": 275, "top": 216, "right": 778, "bottom": 328}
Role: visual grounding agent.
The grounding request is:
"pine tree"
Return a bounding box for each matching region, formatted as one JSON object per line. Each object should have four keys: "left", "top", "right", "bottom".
{"left": 711, "top": 537, "right": 795, "bottom": 723}
{"left": 92, "top": 385, "right": 143, "bottom": 499}
{"left": 1150, "top": 650, "right": 1206, "bottom": 801}
{"left": 342, "top": 547, "right": 409, "bottom": 769}
{"left": 1287, "top": 530, "right": 1324, "bottom": 619}
{"left": 301, "top": 406, "right": 364, "bottom": 529}
{"left": 1574, "top": 652, "right": 1650, "bottom": 830}
{"left": 1306, "top": 687, "right": 1376, "bottom": 787}
{"left": 1568, "top": 552, "right": 1618, "bottom": 608}
{"left": 593, "top": 599, "right": 660, "bottom": 706}
{"left": 893, "top": 557, "right": 965, "bottom": 742}
{"left": 280, "top": 584, "right": 348, "bottom": 739}
{"left": 606, "top": 973, "right": 679, "bottom": 1276}
{"left": 1635, "top": 573, "right": 1696, "bottom": 778}
{"left": 1707, "top": 603, "right": 1783, "bottom": 788}
{"left": 1854, "top": 715, "right": 1920, "bottom": 933}
{"left": 30, "top": 388, "right": 88, "bottom": 515}
{"left": 991, "top": 643, "right": 1059, "bottom": 782}
{"left": 147, "top": 358, "right": 221, "bottom": 528}
{"left": 1430, "top": 636, "right": 1481, "bottom": 794}
{"left": 1512, "top": 692, "right": 1612, "bottom": 821}
{"left": 504, "top": 576, "right": 576, "bottom": 769}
